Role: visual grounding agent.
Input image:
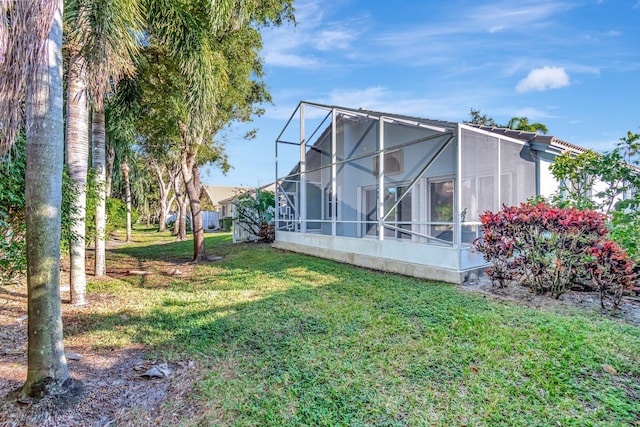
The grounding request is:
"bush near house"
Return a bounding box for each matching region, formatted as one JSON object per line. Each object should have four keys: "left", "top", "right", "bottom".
{"left": 234, "top": 188, "right": 275, "bottom": 242}
{"left": 222, "top": 216, "right": 233, "bottom": 232}
{"left": 474, "top": 202, "right": 636, "bottom": 307}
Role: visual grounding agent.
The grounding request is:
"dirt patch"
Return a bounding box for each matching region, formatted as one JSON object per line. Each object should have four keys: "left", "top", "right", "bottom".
{"left": 0, "top": 343, "right": 204, "bottom": 426}
{"left": 461, "top": 278, "right": 640, "bottom": 327}
{"left": 0, "top": 263, "right": 207, "bottom": 426}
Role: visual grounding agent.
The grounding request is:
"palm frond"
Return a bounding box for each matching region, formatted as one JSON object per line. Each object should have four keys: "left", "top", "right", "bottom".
{"left": 66, "top": 0, "right": 144, "bottom": 111}
{"left": 0, "top": 0, "right": 59, "bottom": 158}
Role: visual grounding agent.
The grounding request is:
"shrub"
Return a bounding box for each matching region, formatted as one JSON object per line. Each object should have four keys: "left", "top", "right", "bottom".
{"left": 234, "top": 188, "right": 275, "bottom": 242}
{"left": 106, "top": 197, "right": 138, "bottom": 233}
{"left": 587, "top": 241, "right": 635, "bottom": 308}
{"left": 1, "top": 137, "right": 83, "bottom": 281}
{"left": 0, "top": 138, "right": 27, "bottom": 281}
{"left": 222, "top": 216, "right": 233, "bottom": 232}
{"left": 474, "top": 202, "right": 635, "bottom": 307}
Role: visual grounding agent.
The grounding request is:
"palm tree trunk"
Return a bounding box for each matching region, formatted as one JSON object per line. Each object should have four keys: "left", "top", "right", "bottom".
{"left": 122, "top": 159, "right": 132, "bottom": 242}
{"left": 65, "top": 55, "right": 88, "bottom": 305}
{"left": 21, "top": 0, "right": 71, "bottom": 397}
{"left": 105, "top": 141, "right": 115, "bottom": 198}
{"left": 92, "top": 109, "right": 107, "bottom": 276}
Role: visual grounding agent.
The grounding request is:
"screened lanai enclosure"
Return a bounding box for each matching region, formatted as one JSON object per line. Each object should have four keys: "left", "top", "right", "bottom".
{"left": 273, "top": 102, "right": 567, "bottom": 283}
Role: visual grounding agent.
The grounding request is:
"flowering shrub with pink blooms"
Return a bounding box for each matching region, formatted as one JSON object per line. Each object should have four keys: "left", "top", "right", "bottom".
{"left": 474, "top": 202, "right": 636, "bottom": 307}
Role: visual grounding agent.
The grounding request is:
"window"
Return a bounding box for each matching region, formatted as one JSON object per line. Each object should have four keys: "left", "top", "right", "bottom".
{"left": 429, "top": 179, "right": 454, "bottom": 242}
{"left": 373, "top": 149, "right": 403, "bottom": 176}
{"left": 363, "top": 184, "right": 412, "bottom": 239}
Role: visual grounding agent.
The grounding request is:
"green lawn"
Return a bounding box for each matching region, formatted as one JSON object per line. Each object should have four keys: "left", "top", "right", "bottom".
{"left": 77, "top": 228, "right": 640, "bottom": 426}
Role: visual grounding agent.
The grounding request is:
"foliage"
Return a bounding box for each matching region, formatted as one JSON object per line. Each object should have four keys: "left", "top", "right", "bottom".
{"left": 60, "top": 166, "right": 81, "bottom": 252}
{"left": 0, "top": 137, "right": 27, "bottom": 281}
{"left": 467, "top": 109, "right": 548, "bottom": 133}
{"left": 0, "top": 138, "right": 81, "bottom": 279}
{"left": 587, "top": 240, "right": 636, "bottom": 307}
{"left": 84, "top": 168, "right": 101, "bottom": 243}
{"left": 549, "top": 131, "right": 640, "bottom": 259}
{"left": 474, "top": 202, "right": 635, "bottom": 307}
{"left": 107, "top": 197, "right": 138, "bottom": 232}
{"left": 234, "top": 188, "right": 275, "bottom": 242}
{"left": 503, "top": 117, "right": 548, "bottom": 134}
{"left": 64, "top": 0, "right": 143, "bottom": 110}
{"left": 468, "top": 108, "right": 496, "bottom": 126}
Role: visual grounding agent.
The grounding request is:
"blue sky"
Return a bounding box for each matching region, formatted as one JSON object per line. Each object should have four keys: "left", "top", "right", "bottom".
{"left": 202, "top": 0, "right": 640, "bottom": 187}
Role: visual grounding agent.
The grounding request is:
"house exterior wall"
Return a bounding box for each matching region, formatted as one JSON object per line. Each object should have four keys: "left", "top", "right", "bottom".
{"left": 274, "top": 230, "right": 486, "bottom": 283}
{"left": 538, "top": 154, "right": 559, "bottom": 199}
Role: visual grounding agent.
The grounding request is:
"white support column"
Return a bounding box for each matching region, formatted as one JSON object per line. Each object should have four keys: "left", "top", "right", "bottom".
{"left": 275, "top": 118, "right": 279, "bottom": 233}
{"left": 378, "top": 116, "right": 385, "bottom": 241}
{"left": 331, "top": 108, "right": 337, "bottom": 236}
{"left": 456, "top": 125, "right": 463, "bottom": 269}
{"left": 497, "top": 137, "right": 502, "bottom": 210}
{"left": 300, "top": 103, "right": 307, "bottom": 233}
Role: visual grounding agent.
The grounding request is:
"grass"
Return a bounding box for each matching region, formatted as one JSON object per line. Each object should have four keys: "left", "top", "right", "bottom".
{"left": 72, "top": 227, "right": 640, "bottom": 426}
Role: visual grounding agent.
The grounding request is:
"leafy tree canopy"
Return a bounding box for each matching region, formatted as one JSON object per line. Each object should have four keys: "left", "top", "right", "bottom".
{"left": 467, "top": 109, "right": 548, "bottom": 134}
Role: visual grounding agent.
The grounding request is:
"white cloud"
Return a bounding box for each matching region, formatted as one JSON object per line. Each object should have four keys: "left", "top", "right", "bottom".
{"left": 516, "top": 66, "right": 570, "bottom": 93}
{"left": 376, "top": 1, "right": 572, "bottom": 44}
{"left": 263, "top": 51, "right": 319, "bottom": 69}
{"left": 260, "top": 0, "right": 363, "bottom": 69}
{"left": 315, "top": 29, "right": 357, "bottom": 51}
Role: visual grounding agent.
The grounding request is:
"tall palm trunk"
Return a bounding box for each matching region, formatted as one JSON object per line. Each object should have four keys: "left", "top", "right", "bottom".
{"left": 92, "top": 109, "right": 107, "bottom": 276}
{"left": 21, "top": 0, "right": 71, "bottom": 397}
{"left": 122, "top": 159, "right": 132, "bottom": 242}
{"left": 65, "top": 55, "right": 88, "bottom": 304}
{"left": 105, "top": 142, "right": 115, "bottom": 198}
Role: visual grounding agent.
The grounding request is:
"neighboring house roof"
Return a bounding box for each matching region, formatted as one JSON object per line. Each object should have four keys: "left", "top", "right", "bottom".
{"left": 218, "top": 183, "right": 276, "bottom": 206}
{"left": 200, "top": 185, "right": 247, "bottom": 211}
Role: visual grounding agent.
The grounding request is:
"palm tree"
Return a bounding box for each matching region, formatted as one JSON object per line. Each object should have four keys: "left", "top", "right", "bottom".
{"left": 65, "top": 53, "right": 89, "bottom": 304}
{"left": 65, "top": 0, "right": 143, "bottom": 279}
{"left": 121, "top": 158, "right": 132, "bottom": 242}
{"left": 505, "top": 117, "right": 548, "bottom": 134}
{"left": 0, "top": 0, "right": 72, "bottom": 397}
{"left": 92, "top": 109, "right": 108, "bottom": 275}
